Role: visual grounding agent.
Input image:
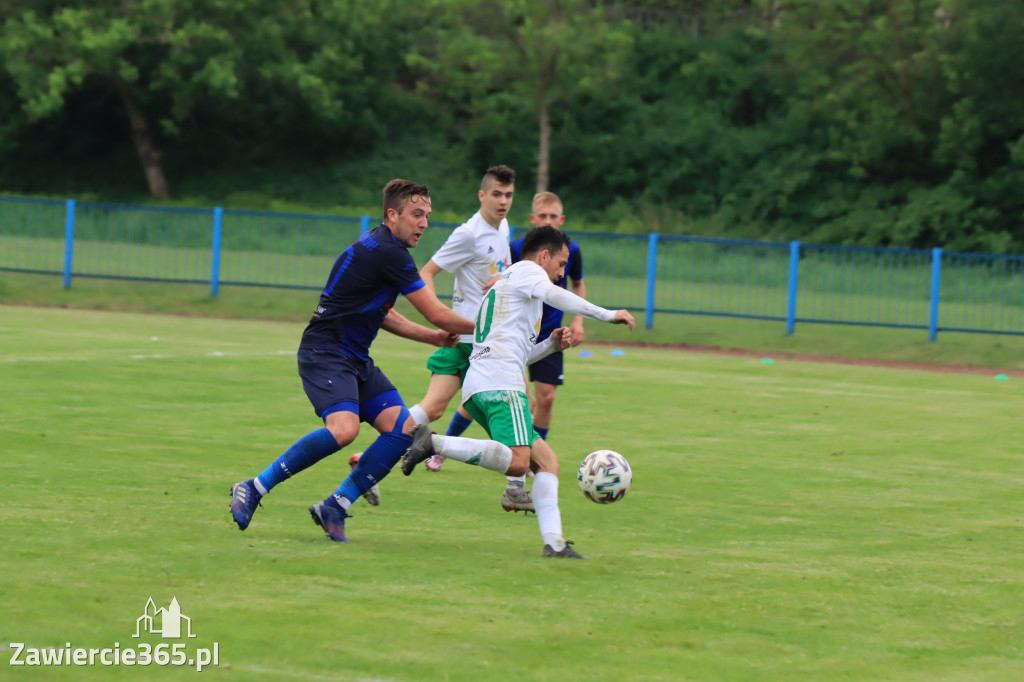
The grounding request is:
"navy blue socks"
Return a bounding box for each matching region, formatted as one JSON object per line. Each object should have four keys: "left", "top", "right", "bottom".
{"left": 445, "top": 410, "right": 474, "bottom": 437}
{"left": 332, "top": 431, "right": 412, "bottom": 503}
{"left": 256, "top": 428, "right": 340, "bottom": 493}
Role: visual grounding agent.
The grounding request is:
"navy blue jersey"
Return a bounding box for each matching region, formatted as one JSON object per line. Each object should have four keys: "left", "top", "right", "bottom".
{"left": 509, "top": 236, "right": 584, "bottom": 341}
{"left": 300, "top": 224, "right": 425, "bottom": 362}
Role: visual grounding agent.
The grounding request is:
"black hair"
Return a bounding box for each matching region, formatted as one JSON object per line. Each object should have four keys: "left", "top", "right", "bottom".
{"left": 482, "top": 164, "right": 516, "bottom": 189}
{"left": 521, "top": 225, "right": 570, "bottom": 259}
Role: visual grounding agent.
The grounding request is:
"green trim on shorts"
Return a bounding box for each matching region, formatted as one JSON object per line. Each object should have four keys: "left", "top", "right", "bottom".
{"left": 463, "top": 390, "right": 539, "bottom": 448}
{"left": 426, "top": 342, "right": 473, "bottom": 376}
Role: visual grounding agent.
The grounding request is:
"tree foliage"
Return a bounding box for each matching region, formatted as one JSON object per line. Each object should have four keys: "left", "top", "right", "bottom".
{"left": 0, "top": 0, "right": 389, "bottom": 197}
{"left": 407, "top": 0, "right": 632, "bottom": 193}
{"left": 1, "top": 0, "right": 1023, "bottom": 252}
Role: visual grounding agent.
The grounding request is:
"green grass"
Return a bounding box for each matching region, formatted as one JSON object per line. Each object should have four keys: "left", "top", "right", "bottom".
{"left": 1, "top": 305, "right": 1022, "bottom": 681}
{"left": 3, "top": 270, "right": 1024, "bottom": 371}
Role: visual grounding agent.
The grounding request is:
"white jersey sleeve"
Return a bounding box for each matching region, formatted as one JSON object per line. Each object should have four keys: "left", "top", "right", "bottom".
{"left": 430, "top": 225, "right": 476, "bottom": 273}
{"left": 539, "top": 281, "right": 617, "bottom": 322}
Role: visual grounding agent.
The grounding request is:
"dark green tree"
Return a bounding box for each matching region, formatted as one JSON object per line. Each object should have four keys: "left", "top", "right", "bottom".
{"left": 409, "top": 0, "right": 632, "bottom": 193}
{"left": 1, "top": 0, "right": 380, "bottom": 198}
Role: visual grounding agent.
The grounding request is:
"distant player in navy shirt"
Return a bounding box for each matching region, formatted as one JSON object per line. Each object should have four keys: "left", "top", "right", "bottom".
{"left": 508, "top": 191, "right": 585, "bottom": 444}
{"left": 230, "top": 179, "right": 475, "bottom": 542}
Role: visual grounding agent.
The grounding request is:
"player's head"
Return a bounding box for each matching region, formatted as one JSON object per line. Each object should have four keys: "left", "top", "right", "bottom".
{"left": 529, "top": 191, "right": 565, "bottom": 230}
{"left": 522, "top": 225, "right": 570, "bottom": 282}
{"left": 382, "top": 179, "right": 431, "bottom": 248}
{"left": 478, "top": 165, "right": 515, "bottom": 228}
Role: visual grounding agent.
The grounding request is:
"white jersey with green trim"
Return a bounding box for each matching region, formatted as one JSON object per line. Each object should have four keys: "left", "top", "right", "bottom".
{"left": 462, "top": 260, "right": 549, "bottom": 400}
{"left": 429, "top": 211, "right": 511, "bottom": 344}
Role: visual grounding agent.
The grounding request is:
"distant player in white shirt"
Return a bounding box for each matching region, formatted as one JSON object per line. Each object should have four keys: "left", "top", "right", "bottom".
{"left": 407, "top": 165, "right": 534, "bottom": 511}
{"left": 402, "top": 226, "right": 636, "bottom": 558}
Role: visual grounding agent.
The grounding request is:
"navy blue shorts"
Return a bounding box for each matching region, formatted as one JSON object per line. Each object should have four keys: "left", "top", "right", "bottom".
{"left": 297, "top": 347, "right": 400, "bottom": 420}
{"left": 528, "top": 351, "right": 564, "bottom": 386}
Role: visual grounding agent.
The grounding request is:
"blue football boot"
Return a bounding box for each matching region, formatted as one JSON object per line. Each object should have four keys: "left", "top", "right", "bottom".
{"left": 229, "top": 479, "right": 263, "bottom": 531}
{"left": 309, "top": 499, "right": 352, "bottom": 542}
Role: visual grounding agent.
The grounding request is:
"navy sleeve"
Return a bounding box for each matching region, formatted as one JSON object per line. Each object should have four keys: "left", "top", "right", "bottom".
{"left": 510, "top": 238, "right": 523, "bottom": 264}
{"left": 569, "top": 240, "right": 583, "bottom": 281}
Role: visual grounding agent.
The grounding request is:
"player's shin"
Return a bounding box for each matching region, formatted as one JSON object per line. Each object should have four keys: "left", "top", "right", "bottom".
{"left": 532, "top": 472, "right": 566, "bottom": 551}
{"left": 435, "top": 436, "right": 513, "bottom": 473}
{"left": 256, "top": 428, "right": 340, "bottom": 494}
{"left": 331, "top": 409, "right": 411, "bottom": 506}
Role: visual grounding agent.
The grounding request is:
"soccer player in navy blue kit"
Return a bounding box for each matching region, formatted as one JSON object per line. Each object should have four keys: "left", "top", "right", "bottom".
{"left": 229, "top": 179, "right": 475, "bottom": 542}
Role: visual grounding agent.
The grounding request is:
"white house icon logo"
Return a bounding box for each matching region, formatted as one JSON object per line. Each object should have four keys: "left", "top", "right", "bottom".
{"left": 133, "top": 597, "right": 196, "bottom": 639}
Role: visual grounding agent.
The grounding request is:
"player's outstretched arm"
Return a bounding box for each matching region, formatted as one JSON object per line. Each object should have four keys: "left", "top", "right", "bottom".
{"left": 541, "top": 284, "right": 635, "bottom": 332}
{"left": 382, "top": 310, "right": 460, "bottom": 347}
{"left": 404, "top": 286, "right": 476, "bottom": 336}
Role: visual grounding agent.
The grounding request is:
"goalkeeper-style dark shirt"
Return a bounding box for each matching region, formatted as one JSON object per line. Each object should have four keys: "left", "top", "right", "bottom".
{"left": 300, "top": 224, "right": 425, "bottom": 362}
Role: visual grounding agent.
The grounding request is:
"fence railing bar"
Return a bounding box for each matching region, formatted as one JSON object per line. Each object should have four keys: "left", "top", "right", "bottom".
{"left": 4, "top": 196, "right": 1024, "bottom": 340}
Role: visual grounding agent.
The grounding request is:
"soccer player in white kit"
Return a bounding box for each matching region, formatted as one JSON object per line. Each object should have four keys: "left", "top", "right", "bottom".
{"left": 406, "top": 165, "right": 535, "bottom": 513}
{"left": 402, "top": 226, "right": 635, "bottom": 558}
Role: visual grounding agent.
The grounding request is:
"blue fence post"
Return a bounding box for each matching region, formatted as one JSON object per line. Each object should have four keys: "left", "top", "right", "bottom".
{"left": 62, "top": 199, "right": 76, "bottom": 289}
{"left": 210, "top": 206, "right": 223, "bottom": 297}
{"left": 785, "top": 240, "right": 801, "bottom": 335}
{"left": 928, "top": 247, "right": 942, "bottom": 342}
{"left": 360, "top": 215, "right": 371, "bottom": 235}
{"left": 645, "top": 233, "right": 659, "bottom": 330}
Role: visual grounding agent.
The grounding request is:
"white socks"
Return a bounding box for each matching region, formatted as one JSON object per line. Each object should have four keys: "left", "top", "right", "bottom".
{"left": 435, "top": 435, "right": 513, "bottom": 474}
{"left": 532, "top": 472, "right": 565, "bottom": 550}
{"left": 506, "top": 475, "right": 527, "bottom": 489}
{"left": 409, "top": 404, "right": 429, "bottom": 426}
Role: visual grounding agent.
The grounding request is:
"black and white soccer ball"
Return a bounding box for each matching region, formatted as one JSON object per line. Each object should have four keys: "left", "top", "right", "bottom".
{"left": 577, "top": 450, "right": 632, "bottom": 504}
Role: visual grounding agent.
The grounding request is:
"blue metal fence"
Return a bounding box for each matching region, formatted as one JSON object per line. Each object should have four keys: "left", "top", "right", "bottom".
{"left": 2, "top": 195, "right": 1022, "bottom": 340}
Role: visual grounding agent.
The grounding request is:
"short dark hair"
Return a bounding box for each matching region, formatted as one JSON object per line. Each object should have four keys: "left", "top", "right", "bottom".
{"left": 383, "top": 179, "right": 430, "bottom": 216}
{"left": 521, "top": 225, "right": 570, "bottom": 259}
{"left": 481, "top": 165, "right": 515, "bottom": 190}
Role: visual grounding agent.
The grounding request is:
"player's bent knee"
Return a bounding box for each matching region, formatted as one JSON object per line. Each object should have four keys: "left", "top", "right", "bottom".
{"left": 506, "top": 461, "right": 531, "bottom": 477}
{"left": 326, "top": 424, "right": 359, "bottom": 447}
{"left": 424, "top": 403, "right": 448, "bottom": 422}
{"left": 389, "top": 406, "right": 412, "bottom": 435}
{"left": 531, "top": 441, "right": 559, "bottom": 475}
{"left": 506, "top": 447, "right": 532, "bottom": 477}
{"left": 537, "top": 462, "right": 560, "bottom": 476}
{"left": 400, "top": 414, "right": 418, "bottom": 436}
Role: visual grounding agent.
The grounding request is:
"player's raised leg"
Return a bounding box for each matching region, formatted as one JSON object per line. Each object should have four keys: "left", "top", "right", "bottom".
{"left": 409, "top": 370, "right": 464, "bottom": 471}
{"left": 311, "top": 394, "right": 412, "bottom": 542}
{"left": 402, "top": 424, "right": 515, "bottom": 475}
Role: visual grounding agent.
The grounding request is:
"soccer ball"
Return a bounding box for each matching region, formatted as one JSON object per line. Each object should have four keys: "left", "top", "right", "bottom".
{"left": 577, "top": 450, "right": 632, "bottom": 504}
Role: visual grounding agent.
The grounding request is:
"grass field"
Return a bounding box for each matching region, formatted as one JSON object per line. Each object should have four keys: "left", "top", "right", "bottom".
{"left": 1, "top": 304, "right": 1021, "bottom": 681}
{"left": 4, "top": 271, "right": 1024, "bottom": 372}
